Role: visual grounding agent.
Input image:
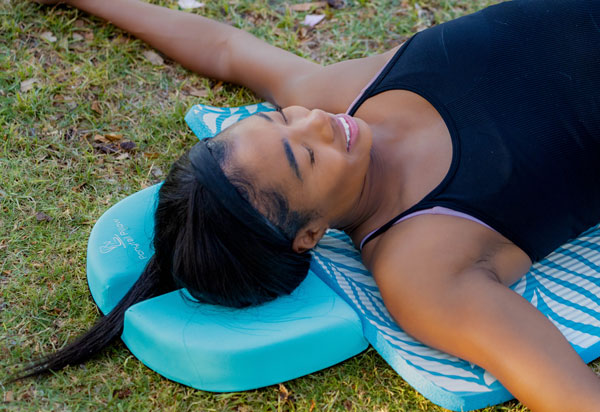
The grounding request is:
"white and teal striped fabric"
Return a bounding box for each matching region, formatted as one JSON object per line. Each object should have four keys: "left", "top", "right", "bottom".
{"left": 311, "top": 226, "right": 600, "bottom": 411}
{"left": 186, "top": 103, "right": 600, "bottom": 411}
{"left": 185, "top": 101, "right": 277, "bottom": 138}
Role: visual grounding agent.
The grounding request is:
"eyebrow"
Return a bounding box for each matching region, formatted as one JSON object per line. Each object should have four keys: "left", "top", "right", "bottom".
{"left": 255, "top": 113, "right": 302, "bottom": 181}
{"left": 282, "top": 138, "right": 302, "bottom": 181}
{"left": 256, "top": 112, "right": 273, "bottom": 122}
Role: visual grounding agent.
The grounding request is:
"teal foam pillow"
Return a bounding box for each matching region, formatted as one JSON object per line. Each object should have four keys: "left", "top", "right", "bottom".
{"left": 87, "top": 184, "right": 368, "bottom": 391}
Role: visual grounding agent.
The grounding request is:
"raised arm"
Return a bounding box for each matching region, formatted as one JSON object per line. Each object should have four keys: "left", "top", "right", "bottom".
{"left": 40, "top": 0, "right": 397, "bottom": 113}
{"left": 58, "top": 0, "right": 318, "bottom": 104}
{"left": 370, "top": 224, "right": 600, "bottom": 412}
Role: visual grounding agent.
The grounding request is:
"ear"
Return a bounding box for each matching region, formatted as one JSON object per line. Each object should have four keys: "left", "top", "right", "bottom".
{"left": 292, "top": 221, "right": 328, "bottom": 253}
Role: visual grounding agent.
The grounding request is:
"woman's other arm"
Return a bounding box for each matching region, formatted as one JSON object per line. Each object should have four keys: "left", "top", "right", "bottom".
{"left": 61, "top": 0, "right": 317, "bottom": 104}
{"left": 370, "top": 221, "right": 600, "bottom": 412}
{"left": 45, "top": 0, "right": 397, "bottom": 113}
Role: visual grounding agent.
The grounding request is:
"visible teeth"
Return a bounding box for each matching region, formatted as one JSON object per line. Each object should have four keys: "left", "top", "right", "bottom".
{"left": 339, "top": 117, "right": 351, "bottom": 147}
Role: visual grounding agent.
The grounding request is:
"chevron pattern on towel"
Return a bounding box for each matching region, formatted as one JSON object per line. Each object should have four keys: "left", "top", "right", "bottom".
{"left": 310, "top": 225, "right": 600, "bottom": 410}
{"left": 185, "top": 102, "right": 276, "bottom": 139}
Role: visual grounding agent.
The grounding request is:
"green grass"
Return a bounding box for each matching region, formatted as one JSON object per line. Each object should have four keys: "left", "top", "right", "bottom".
{"left": 0, "top": 0, "right": 579, "bottom": 410}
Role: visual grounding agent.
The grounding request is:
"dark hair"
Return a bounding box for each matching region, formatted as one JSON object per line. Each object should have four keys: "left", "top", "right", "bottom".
{"left": 13, "top": 135, "right": 314, "bottom": 380}
{"left": 156, "top": 137, "right": 314, "bottom": 307}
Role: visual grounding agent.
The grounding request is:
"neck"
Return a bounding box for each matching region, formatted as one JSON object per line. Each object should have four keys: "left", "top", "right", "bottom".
{"left": 334, "top": 108, "right": 432, "bottom": 246}
{"left": 332, "top": 90, "right": 453, "bottom": 246}
{"left": 336, "top": 128, "right": 406, "bottom": 238}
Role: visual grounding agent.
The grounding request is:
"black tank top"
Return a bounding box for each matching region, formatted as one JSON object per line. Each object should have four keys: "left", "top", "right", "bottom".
{"left": 351, "top": 0, "right": 600, "bottom": 262}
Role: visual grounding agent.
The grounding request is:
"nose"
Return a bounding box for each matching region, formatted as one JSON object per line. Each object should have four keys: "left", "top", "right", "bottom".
{"left": 289, "top": 108, "right": 334, "bottom": 144}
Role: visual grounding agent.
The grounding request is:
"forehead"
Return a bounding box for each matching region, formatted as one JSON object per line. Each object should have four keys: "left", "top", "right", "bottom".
{"left": 223, "top": 116, "right": 297, "bottom": 189}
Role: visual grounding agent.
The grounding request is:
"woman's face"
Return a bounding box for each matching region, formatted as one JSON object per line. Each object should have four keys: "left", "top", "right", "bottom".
{"left": 224, "top": 106, "right": 373, "bottom": 228}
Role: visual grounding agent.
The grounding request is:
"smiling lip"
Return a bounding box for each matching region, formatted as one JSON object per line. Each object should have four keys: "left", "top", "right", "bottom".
{"left": 335, "top": 114, "right": 359, "bottom": 151}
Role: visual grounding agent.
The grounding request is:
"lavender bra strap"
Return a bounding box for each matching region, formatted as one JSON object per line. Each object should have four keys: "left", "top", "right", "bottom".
{"left": 359, "top": 206, "right": 497, "bottom": 251}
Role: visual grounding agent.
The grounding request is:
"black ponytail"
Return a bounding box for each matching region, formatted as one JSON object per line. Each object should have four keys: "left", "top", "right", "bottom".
{"left": 14, "top": 125, "right": 316, "bottom": 379}
{"left": 11, "top": 256, "right": 174, "bottom": 380}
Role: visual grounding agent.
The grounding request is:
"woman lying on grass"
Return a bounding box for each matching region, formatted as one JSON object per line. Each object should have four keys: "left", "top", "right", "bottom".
{"left": 23, "top": 0, "right": 600, "bottom": 410}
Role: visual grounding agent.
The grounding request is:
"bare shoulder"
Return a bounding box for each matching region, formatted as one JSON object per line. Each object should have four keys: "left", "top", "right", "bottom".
{"left": 280, "top": 46, "right": 400, "bottom": 113}
{"left": 363, "top": 216, "right": 500, "bottom": 334}
{"left": 366, "top": 215, "right": 489, "bottom": 281}
{"left": 365, "top": 214, "right": 531, "bottom": 286}
{"left": 363, "top": 214, "right": 531, "bottom": 323}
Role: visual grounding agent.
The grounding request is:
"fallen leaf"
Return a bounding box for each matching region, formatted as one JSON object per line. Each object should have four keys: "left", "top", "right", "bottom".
{"left": 40, "top": 31, "right": 57, "bottom": 43}
{"left": 35, "top": 212, "right": 52, "bottom": 222}
{"left": 278, "top": 383, "right": 290, "bottom": 402}
{"left": 143, "top": 152, "right": 160, "bottom": 159}
{"left": 20, "top": 78, "right": 38, "bottom": 93}
{"left": 298, "top": 26, "right": 309, "bottom": 40}
{"left": 191, "top": 89, "right": 208, "bottom": 97}
{"left": 72, "top": 32, "right": 84, "bottom": 41}
{"left": 120, "top": 140, "right": 137, "bottom": 151}
{"left": 116, "top": 153, "right": 130, "bottom": 160}
{"left": 289, "top": 1, "right": 326, "bottom": 11}
{"left": 94, "top": 143, "right": 119, "bottom": 154}
{"left": 112, "top": 35, "right": 130, "bottom": 45}
{"left": 302, "top": 14, "right": 325, "bottom": 27}
{"left": 151, "top": 166, "right": 163, "bottom": 178}
{"left": 71, "top": 182, "right": 87, "bottom": 192}
{"left": 83, "top": 31, "right": 94, "bottom": 41}
{"left": 142, "top": 50, "right": 164, "bottom": 66}
{"left": 105, "top": 133, "right": 123, "bottom": 141}
{"left": 273, "top": 27, "right": 287, "bottom": 38}
{"left": 74, "top": 19, "right": 86, "bottom": 28}
{"left": 184, "top": 85, "right": 209, "bottom": 97}
{"left": 91, "top": 101, "right": 102, "bottom": 114}
{"left": 178, "top": 0, "right": 204, "bottom": 9}
{"left": 3, "top": 391, "right": 13, "bottom": 402}
{"left": 309, "top": 399, "right": 316, "bottom": 412}
{"left": 343, "top": 399, "right": 352, "bottom": 411}
{"left": 93, "top": 134, "right": 110, "bottom": 144}
{"left": 115, "top": 388, "right": 132, "bottom": 399}
{"left": 212, "top": 81, "right": 223, "bottom": 93}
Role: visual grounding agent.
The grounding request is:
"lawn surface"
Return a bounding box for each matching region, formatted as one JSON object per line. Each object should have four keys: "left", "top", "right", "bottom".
{"left": 1, "top": 0, "right": 590, "bottom": 410}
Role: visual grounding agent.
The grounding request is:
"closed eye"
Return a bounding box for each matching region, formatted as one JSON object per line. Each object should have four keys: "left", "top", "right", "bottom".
{"left": 305, "top": 146, "right": 315, "bottom": 165}
{"left": 276, "top": 106, "right": 288, "bottom": 124}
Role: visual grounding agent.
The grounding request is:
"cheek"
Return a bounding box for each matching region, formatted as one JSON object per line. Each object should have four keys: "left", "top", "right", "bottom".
{"left": 303, "top": 149, "right": 365, "bottom": 211}
{"left": 320, "top": 162, "right": 358, "bottom": 203}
